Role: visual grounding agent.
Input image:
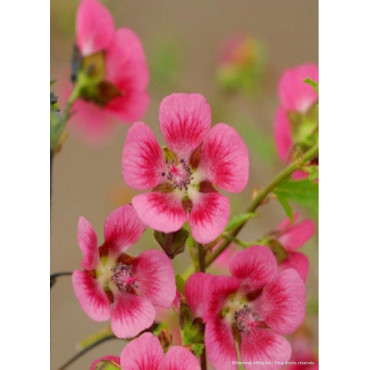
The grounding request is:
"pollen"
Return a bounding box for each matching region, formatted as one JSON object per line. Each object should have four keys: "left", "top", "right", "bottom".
{"left": 166, "top": 159, "right": 193, "bottom": 191}
{"left": 111, "top": 263, "right": 137, "bottom": 293}
{"left": 234, "top": 305, "right": 261, "bottom": 334}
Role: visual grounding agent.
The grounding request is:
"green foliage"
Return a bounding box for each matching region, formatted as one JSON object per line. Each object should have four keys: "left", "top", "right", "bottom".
{"left": 179, "top": 303, "right": 204, "bottom": 354}
{"left": 153, "top": 228, "right": 189, "bottom": 259}
{"left": 226, "top": 212, "right": 256, "bottom": 232}
{"left": 276, "top": 195, "right": 294, "bottom": 221}
{"left": 191, "top": 343, "right": 205, "bottom": 357}
{"left": 274, "top": 178, "right": 318, "bottom": 217}
{"left": 308, "top": 165, "right": 319, "bottom": 181}
{"left": 304, "top": 78, "right": 319, "bottom": 95}
{"left": 175, "top": 274, "right": 185, "bottom": 295}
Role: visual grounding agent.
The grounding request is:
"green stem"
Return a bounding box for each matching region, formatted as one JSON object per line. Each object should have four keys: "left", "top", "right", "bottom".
{"left": 50, "top": 85, "right": 81, "bottom": 153}
{"left": 220, "top": 233, "right": 261, "bottom": 248}
{"left": 197, "top": 243, "right": 206, "bottom": 273}
{"left": 196, "top": 243, "right": 207, "bottom": 370}
{"left": 206, "top": 143, "right": 318, "bottom": 268}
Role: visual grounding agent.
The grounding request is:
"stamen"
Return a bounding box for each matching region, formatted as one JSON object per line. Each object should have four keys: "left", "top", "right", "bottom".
{"left": 111, "top": 263, "right": 137, "bottom": 292}
{"left": 165, "top": 159, "right": 193, "bottom": 191}
{"left": 234, "top": 305, "right": 261, "bottom": 334}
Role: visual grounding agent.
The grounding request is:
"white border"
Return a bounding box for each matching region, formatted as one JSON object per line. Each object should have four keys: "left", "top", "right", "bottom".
{"left": 0, "top": 0, "right": 50, "bottom": 366}
{"left": 320, "top": 1, "right": 370, "bottom": 368}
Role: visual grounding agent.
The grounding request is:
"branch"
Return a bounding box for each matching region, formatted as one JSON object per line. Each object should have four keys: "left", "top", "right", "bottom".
{"left": 57, "top": 335, "right": 117, "bottom": 370}
{"left": 196, "top": 243, "right": 208, "bottom": 370}
{"left": 206, "top": 143, "right": 318, "bottom": 267}
{"left": 50, "top": 272, "right": 73, "bottom": 288}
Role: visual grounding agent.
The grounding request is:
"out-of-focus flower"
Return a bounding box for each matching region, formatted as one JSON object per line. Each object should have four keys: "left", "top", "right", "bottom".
{"left": 122, "top": 93, "right": 249, "bottom": 244}
{"left": 69, "top": 0, "right": 149, "bottom": 141}
{"left": 284, "top": 332, "right": 318, "bottom": 370}
{"left": 267, "top": 214, "right": 315, "bottom": 281}
{"left": 90, "top": 332, "right": 201, "bottom": 370}
{"left": 274, "top": 63, "right": 318, "bottom": 163}
{"left": 185, "top": 246, "right": 306, "bottom": 370}
{"left": 72, "top": 205, "right": 176, "bottom": 338}
{"left": 216, "top": 34, "right": 266, "bottom": 95}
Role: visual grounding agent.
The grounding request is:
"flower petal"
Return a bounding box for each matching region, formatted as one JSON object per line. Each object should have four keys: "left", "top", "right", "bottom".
{"left": 184, "top": 272, "right": 214, "bottom": 319}
{"left": 200, "top": 123, "right": 249, "bottom": 192}
{"left": 132, "top": 250, "right": 176, "bottom": 308}
{"left": 159, "top": 93, "right": 211, "bottom": 157}
{"left": 72, "top": 270, "right": 111, "bottom": 321}
{"left": 77, "top": 216, "right": 99, "bottom": 270}
{"left": 105, "top": 90, "right": 150, "bottom": 124}
{"left": 132, "top": 192, "right": 187, "bottom": 233}
{"left": 274, "top": 106, "right": 292, "bottom": 162}
{"left": 120, "top": 332, "right": 163, "bottom": 370}
{"left": 254, "top": 269, "right": 306, "bottom": 334}
{"left": 229, "top": 246, "right": 277, "bottom": 291}
{"left": 278, "top": 219, "right": 315, "bottom": 251}
{"left": 205, "top": 275, "right": 240, "bottom": 321}
{"left": 278, "top": 63, "right": 319, "bottom": 113}
{"left": 188, "top": 192, "right": 230, "bottom": 244}
{"left": 111, "top": 293, "right": 156, "bottom": 338}
{"left": 104, "top": 205, "right": 146, "bottom": 255}
{"left": 122, "top": 122, "right": 166, "bottom": 190}
{"left": 163, "top": 346, "right": 201, "bottom": 370}
{"left": 279, "top": 252, "right": 309, "bottom": 282}
{"left": 90, "top": 356, "right": 120, "bottom": 370}
{"left": 205, "top": 317, "right": 237, "bottom": 370}
{"left": 105, "top": 28, "right": 149, "bottom": 92}
{"left": 76, "top": 0, "right": 115, "bottom": 56}
{"left": 240, "top": 329, "right": 292, "bottom": 370}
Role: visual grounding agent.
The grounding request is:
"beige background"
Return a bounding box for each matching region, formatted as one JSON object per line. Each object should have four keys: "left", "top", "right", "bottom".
{"left": 51, "top": 1, "right": 318, "bottom": 368}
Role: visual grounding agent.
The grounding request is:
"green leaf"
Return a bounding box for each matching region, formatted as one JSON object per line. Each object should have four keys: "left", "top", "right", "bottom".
{"left": 225, "top": 212, "right": 256, "bottom": 232}
{"left": 191, "top": 343, "right": 205, "bottom": 357}
{"left": 175, "top": 275, "right": 185, "bottom": 295}
{"left": 153, "top": 228, "right": 189, "bottom": 259}
{"left": 308, "top": 165, "right": 319, "bottom": 181}
{"left": 304, "top": 78, "right": 319, "bottom": 95}
{"left": 179, "top": 303, "right": 204, "bottom": 345}
{"left": 276, "top": 194, "right": 294, "bottom": 220}
{"left": 274, "top": 179, "right": 318, "bottom": 214}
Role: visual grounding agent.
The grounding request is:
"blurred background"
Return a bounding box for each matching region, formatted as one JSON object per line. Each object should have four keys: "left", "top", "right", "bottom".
{"left": 51, "top": 0, "right": 318, "bottom": 368}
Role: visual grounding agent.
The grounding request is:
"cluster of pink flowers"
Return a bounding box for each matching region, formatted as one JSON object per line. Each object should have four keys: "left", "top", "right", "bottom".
{"left": 214, "top": 213, "right": 315, "bottom": 282}
{"left": 185, "top": 246, "right": 306, "bottom": 370}
{"left": 63, "top": 1, "right": 318, "bottom": 369}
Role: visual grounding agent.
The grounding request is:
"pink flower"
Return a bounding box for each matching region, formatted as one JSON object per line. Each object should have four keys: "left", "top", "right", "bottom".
{"left": 122, "top": 93, "right": 249, "bottom": 244}
{"left": 69, "top": 0, "right": 149, "bottom": 141}
{"left": 90, "top": 332, "right": 201, "bottom": 370}
{"left": 185, "top": 246, "right": 306, "bottom": 370}
{"left": 274, "top": 63, "right": 318, "bottom": 162}
{"left": 72, "top": 205, "right": 176, "bottom": 338}
{"left": 271, "top": 214, "right": 315, "bottom": 281}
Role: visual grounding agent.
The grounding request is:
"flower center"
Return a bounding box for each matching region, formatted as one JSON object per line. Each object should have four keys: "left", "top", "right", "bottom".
{"left": 234, "top": 304, "right": 261, "bottom": 334}
{"left": 111, "top": 263, "right": 137, "bottom": 293}
{"left": 165, "top": 159, "right": 193, "bottom": 191}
